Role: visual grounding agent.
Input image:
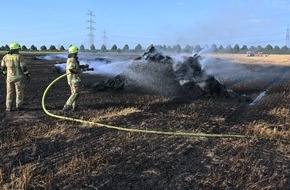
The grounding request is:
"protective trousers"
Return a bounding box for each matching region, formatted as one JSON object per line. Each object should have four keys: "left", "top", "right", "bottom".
{"left": 6, "top": 78, "right": 25, "bottom": 109}
{"left": 65, "top": 84, "right": 79, "bottom": 109}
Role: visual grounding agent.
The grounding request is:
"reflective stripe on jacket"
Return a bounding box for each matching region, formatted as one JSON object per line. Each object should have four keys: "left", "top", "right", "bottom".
{"left": 1, "top": 54, "right": 28, "bottom": 81}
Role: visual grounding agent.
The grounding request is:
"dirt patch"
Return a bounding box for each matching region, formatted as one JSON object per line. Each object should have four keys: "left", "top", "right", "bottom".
{"left": 0, "top": 53, "right": 289, "bottom": 189}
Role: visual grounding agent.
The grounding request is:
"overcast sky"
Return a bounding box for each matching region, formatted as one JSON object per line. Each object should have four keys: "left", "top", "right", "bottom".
{"left": 1, "top": 0, "right": 289, "bottom": 49}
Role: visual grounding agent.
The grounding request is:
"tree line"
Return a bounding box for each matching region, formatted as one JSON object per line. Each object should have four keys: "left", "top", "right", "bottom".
{"left": 0, "top": 43, "right": 289, "bottom": 54}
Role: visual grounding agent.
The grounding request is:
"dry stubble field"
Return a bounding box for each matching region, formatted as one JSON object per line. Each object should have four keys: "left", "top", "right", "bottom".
{"left": 0, "top": 52, "right": 289, "bottom": 189}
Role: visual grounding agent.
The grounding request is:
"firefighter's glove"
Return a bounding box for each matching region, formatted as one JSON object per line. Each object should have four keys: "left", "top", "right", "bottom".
{"left": 80, "top": 64, "right": 89, "bottom": 70}
{"left": 25, "top": 73, "right": 30, "bottom": 83}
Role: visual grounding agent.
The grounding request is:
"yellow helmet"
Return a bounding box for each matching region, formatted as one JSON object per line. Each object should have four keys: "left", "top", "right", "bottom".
{"left": 68, "top": 45, "right": 78, "bottom": 54}
{"left": 10, "top": 42, "right": 21, "bottom": 50}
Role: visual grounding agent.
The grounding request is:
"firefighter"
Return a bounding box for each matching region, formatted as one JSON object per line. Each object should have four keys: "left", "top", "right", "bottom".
{"left": 62, "top": 45, "right": 83, "bottom": 111}
{"left": 1, "top": 42, "right": 30, "bottom": 112}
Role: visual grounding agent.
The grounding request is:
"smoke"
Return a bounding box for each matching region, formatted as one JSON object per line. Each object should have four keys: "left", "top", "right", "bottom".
{"left": 48, "top": 53, "right": 189, "bottom": 96}
{"left": 52, "top": 60, "right": 134, "bottom": 77}
{"left": 46, "top": 52, "right": 272, "bottom": 101}
{"left": 90, "top": 60, "right": 134, "bottom": 77}
{"left": 42, "top": 53, "right": 134, "bottom": 77}
{"left": 249, "top": 90, "right": 267, "bottom": 106}
{"left": 37, "top": 52, "right": 112, "bottom": 62}
{"left": 36, "top": 54, "right": 67, "bottom": 60}
{"left": 46, "top": 52, "right": 245, "bottom": 85}
{"left": 120, "top": 60, "right": 179, "bottom": 95}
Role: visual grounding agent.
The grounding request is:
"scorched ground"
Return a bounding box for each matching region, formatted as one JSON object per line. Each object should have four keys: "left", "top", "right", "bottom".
{"left": 0, "top": 52, "right": 289, "bottom": 189}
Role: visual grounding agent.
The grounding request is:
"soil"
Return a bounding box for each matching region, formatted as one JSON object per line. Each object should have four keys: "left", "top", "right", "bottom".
{"left": 0, "top": 53, "right": 289, "bottom": 190}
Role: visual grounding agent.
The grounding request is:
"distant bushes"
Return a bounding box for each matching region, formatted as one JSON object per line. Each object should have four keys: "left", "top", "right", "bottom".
{"left": 0, "top": 43, "right": 289, "bottom": 54}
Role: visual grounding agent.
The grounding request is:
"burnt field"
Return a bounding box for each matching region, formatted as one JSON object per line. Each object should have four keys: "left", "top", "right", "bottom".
{"left": 0, "top": 52, "right": 289, "bottom": 189}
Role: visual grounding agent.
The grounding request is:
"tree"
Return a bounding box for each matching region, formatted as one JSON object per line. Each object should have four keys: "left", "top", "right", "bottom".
{"left": 30, "top": 45, "right": 38, "bottom": 51}
{"left": 256, "top": 45, "right": 263, "bottom": 52}
{"left": 111, "top": 44, "right": 117, "bottom": 51}
{"left": 90, "top": 44, "right": 96, "bottom": 51}
{"left": 79, "top": 44, "right": 85, "bottom": 52}
{"left": 123, "top": 44, "right": 129, "bottom": 51}
{"left": 135, "top": 44, "right": 142, "bottom": 51}
{"left": 218, "top": 45, "right": 224, "bottom": 53}
{"left": 264, "top": 44, "right": 273, "bottom": 54}
{"left": 194, "top": 45, "right": 202, "bottom": 53}
{"left": 162, "top": 45, "right": 167, "bottom": 51}
{"left": 49, "top": 45, "right": 57, "bottom": 51}
{"left": 280, "top": 46, "right": 288, "bottom": 54}
{"left": 59, "top": 46, "right": 65, "bottom": 51}
{"left": 240, "top": 45, "right": 248, "bottom": 52}
{"left": 155, "top": 45, "right": 163, "bottom": 50}
{"left": 225, "top": 45, "right": 232, "bottom": 53}
{"left": 4, "top": 45, "right": 10, "bottom": 51}
{"left": 249, "top": 46, "right": 256, "bottom": 51}
{"left": 40, "top": 45, "right": 47, "bottom": 51}
{"left": 273, "top": 46, "right": 280, "bottom": 54}
{"left": 172, "top": 44, "right": 181, "bottom": 53}
{"left": 22, "top": 45, "right": 28, "bottom": 51}
{"left": 210, "top": 44, "right": 218, "bottom": 53}
{"left": 184, "top": 44, "right": 193, "bottom": 53}
{"left": 101, "top": 44, "right": 106, "bottom": 51}
{"left": 233, "top": 44, "right": 240, "bottom": 53}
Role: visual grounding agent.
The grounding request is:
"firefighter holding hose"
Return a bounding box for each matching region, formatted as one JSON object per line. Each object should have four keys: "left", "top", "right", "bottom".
{"left": 62, "top": 45, "right": 93, "bottom": 111}
{"left": 1, "top": 42, "right": 30, "bottom": 112}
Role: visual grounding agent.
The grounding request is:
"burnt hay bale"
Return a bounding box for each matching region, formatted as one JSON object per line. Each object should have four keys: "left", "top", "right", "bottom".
{"left": 92, "top": 45, "right": 252, "bottom": 101}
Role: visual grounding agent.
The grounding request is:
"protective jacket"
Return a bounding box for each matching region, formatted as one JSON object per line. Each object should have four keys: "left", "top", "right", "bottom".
{"left": 66, "top": 56, "right": 82, "bottom": 85}
{"left": 1, "top": 53, "right": 29, "bottom": 81}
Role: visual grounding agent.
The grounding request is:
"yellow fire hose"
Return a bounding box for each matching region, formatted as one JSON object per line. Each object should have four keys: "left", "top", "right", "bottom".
{"left": 42, "top": 73, "right": 250, "bottom": 138}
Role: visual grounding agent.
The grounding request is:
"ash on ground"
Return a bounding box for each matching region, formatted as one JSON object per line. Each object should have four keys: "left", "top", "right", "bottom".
{"left": 92, "top": 46, "right": 251, "bottom": 102}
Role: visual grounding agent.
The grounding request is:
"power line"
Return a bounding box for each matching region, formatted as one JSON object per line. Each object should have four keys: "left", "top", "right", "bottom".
{"left": 86, "top": 9, "right": 96, "bottom": 48}
{"left": 286, "top": 25, "right": 289, "bottom": 48}
{"left": 103, "top": 30, "right": 107, "bottom": 48}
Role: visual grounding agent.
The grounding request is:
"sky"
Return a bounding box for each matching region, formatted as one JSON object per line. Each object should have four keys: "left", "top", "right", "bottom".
{"left": 0, "top": 0, "right": 290, "bottom": 49}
